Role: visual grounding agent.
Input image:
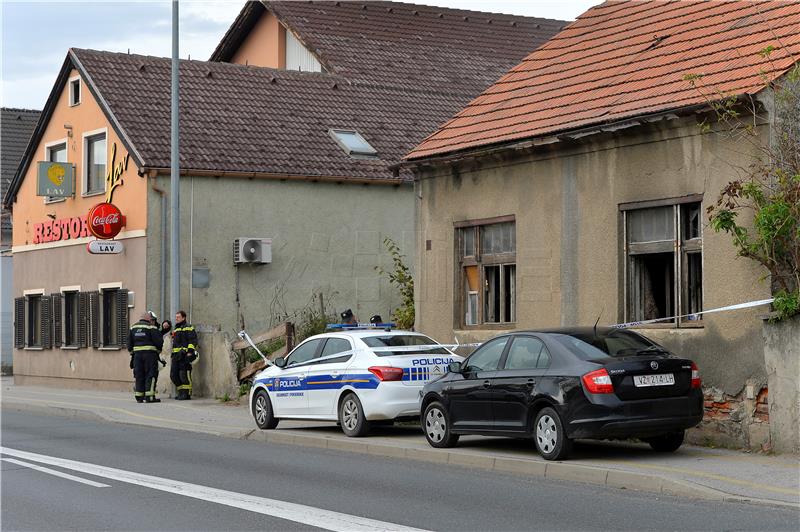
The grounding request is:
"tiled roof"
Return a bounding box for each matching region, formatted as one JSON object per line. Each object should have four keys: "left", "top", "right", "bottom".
{"left": 73, "top": 48, "right": 471, "bottom": 181}
{"left": 212, "top": 1, "right": 566, "bottom": 98}
{"left": 406, "top": 0, "right": 800, "bottom": 161}
{"left": 1, "top": 108, "right": 40, "bottom": 231}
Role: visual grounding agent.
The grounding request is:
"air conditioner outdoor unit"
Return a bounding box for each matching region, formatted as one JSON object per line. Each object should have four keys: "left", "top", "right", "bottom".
{"left": 233, "top": 238, "right": 272, "bottom": 265}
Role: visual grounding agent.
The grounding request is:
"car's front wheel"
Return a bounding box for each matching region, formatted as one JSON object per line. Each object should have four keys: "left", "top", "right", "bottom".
{"left": 645, "top": 431, "right": 685, "bottom": 452}
{"left": 534, "top": 407, "right": 572, "bottom": 460}
{"left": 339, "top": 393, "right": 370, "bottom": 437}
{"left": 423, "top": 401, "right": 459, "bottom": 448}
{"left": 252, "top": 389, "right": 279, "bottom": 430}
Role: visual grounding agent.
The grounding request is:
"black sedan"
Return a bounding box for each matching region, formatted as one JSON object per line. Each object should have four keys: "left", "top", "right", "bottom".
{"left": 420, "top": 327, "right": 703, "bottom": 460}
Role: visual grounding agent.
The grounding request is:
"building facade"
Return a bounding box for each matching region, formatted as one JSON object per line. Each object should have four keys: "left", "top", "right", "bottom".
{"left": 4, "top": 0, "right": 564, "bottom": 390}
{"left": 405, "top": 1, "right": 799, "bottom": 447}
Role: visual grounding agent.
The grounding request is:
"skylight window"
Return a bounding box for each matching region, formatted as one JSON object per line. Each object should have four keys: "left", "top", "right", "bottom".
{"left": 328, "top": 129, "right": 377, "bottom": 157}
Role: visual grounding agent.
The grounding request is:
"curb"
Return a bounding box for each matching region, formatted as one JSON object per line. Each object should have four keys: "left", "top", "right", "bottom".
{"left": 4, "top": 399, "right": 798, "bottom": 510}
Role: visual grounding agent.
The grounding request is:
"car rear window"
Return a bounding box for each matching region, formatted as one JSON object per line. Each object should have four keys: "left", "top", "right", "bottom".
{"left": 552, "top": 330, "right": 659, "bottom": 360}
{"left": 363, "top": 335, "right": 448, "bottom": 356}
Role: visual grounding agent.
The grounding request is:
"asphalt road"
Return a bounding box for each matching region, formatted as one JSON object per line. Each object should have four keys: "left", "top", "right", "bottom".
{"left": 2, "top": 409, "right": 798, "bottom": 532}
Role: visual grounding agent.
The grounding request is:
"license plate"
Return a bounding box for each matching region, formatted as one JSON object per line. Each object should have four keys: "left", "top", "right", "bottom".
{"left": 633, "top": 373, "right": 675, "bottom": 387}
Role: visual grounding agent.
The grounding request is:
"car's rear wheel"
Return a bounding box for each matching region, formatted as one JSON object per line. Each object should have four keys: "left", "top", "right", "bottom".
{"left": 339, "top": 393, "right": 370, "bottom": 437}
{"left": 423, "top": 401, "right": 459, "bottom": 448}
{"left": 645, "top": 431, "right": 685, "bottom": 452}
{"left": 253, "top": 389, "right": 279, "bottom": 430}
{"left": 534, "top": 407, "right": 572, "bottom": 460}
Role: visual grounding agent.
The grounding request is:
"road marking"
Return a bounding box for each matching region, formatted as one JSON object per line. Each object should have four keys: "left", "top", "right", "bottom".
{"left": 0, "top": 447, "right": 428, "bottom": 532}
{"left": 2, "top": 457, "right": 110, "bottom": 488}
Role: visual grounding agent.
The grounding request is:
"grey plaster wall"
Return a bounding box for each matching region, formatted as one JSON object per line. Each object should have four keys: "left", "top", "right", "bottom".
{"left": 147, "top": 176, "right": 415, "bottom": 338}
{"left": 763, "top": 317, "right": 800, "bottom": 454}
{"left": 415, "top": 116, "right": 770, "bottom": 395}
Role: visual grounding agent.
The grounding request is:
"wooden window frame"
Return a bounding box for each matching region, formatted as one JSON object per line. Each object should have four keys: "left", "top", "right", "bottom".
{"left": 454, "top": 217, "right": 517, "bottom": 330}
{"left": 622, "top": 200, "right": 704, "bottom": 329}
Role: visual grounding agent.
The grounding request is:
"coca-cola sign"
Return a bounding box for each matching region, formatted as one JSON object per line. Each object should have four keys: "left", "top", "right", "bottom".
{"left": 87, "top": 203, "right": 125, "bottom": 240}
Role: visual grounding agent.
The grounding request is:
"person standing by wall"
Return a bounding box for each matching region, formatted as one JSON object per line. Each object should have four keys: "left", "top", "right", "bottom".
{"left": 128, "top": 311, "right": 163, "bottom": 403}
{"left": 172, "top": 310, "right": 198, "bottom": 400}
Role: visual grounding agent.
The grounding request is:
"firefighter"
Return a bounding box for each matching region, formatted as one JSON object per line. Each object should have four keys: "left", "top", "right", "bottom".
{"left": 128, "top": 311, "right": 164, "bottom": 403}
{"left": 172, "top": 310, "right": 198, "bottom": 400}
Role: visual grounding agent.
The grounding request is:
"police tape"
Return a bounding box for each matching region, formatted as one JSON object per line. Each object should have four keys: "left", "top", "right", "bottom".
{"left": 609, "top": 297, "right": 775, "bottom": 329}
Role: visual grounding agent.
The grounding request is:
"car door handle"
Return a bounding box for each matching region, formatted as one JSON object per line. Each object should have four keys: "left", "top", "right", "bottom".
{"left": 482, "top": 380, "right": 491, "bottom": 388}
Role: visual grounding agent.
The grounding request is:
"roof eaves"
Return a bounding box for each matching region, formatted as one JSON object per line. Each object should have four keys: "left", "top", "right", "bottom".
{"left": 400, "top": 101, "right": 714, "bottom": 170}
{"left": 209, "top": 0, "right": 265, "bottom": 62}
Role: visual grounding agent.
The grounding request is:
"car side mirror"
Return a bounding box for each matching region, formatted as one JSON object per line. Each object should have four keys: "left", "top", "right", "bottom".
{"left": 274, "top": 357, "right": 287, "bottom": 368}
{"left": 447, "top": 361, "right": 462, "bottom": 373}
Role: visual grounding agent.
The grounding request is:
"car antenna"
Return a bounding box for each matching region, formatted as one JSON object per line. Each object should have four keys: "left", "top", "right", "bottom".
{"left": 593, "top": 307, "right": 604, "bottom": 338}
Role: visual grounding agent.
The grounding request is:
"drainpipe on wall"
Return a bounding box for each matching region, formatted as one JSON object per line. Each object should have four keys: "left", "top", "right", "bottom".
{"left": 150, "top": 177, "right": 168, "bottom": 320}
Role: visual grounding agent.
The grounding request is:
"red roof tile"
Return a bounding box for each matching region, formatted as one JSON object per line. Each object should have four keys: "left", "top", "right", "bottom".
{"left": 406, "top": 0, "right": 800, "bottom": 161}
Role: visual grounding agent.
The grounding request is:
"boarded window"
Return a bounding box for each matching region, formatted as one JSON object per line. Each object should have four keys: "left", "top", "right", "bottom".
{"left": 62, "top": 291, "right": 81, "bottom": 347}
{"left": 457, "top": 219, "right": 516, "bottom": 327}
{"left": 52, "top": 293, "right": 63, "bottom": 348}
{"left": 14, "top": 297, "right": 25, "bottom": 348}
{"left": 88, "top": 291, "right": 100, "bottom": 347}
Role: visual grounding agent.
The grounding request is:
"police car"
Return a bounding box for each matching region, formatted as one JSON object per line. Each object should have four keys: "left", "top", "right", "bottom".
{"left": 248, "top": 327, "right": 462, "bottom": 437}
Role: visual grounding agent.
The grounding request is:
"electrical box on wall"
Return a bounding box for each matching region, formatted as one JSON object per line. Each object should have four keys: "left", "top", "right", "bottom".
{"left": 233, "top": 238, "right": 272, "bottom": 265}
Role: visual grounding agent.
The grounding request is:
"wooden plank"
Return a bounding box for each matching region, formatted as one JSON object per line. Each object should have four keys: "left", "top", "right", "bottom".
{"left": 231, "top": 322, "right": 289, "bottom": 351}
{"left": 237, "top": 345, "right": 289, "bottom": 381}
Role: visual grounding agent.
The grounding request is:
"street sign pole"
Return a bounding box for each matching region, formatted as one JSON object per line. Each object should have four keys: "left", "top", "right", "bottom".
{"left": 170, "top": 0, "right": 180, "bottom": 322}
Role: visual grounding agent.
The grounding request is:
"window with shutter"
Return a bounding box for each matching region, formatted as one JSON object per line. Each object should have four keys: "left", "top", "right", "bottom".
{"left": 52, "top": 293, "right": 63, "bottom": 348}
{"left": 115, "top": 290, "right": 129, "bottom": 348}
{"left": 14, "top": 297, "right": 25, "bottom": 348}
{"left": 41, "top": 296, "right": 52, "bottom": 349}
{"left": 78, "top": 292, "right": 89, "bottom": 348}
{"left": 88, "top": 291, "right": 100, "bottom": 348}
{"left": 25, "top": 295, "right": 43, "bottom": 347}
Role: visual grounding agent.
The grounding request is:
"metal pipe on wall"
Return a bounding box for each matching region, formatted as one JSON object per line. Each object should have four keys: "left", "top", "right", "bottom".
{"left": 149, "top": 177, "right": 168, "bottom": 320}
{"left": 169, "top": 0, "right": 180, "bottom": 320}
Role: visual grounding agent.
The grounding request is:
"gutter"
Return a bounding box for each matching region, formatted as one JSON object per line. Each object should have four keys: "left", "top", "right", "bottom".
{"left": 149, "top": 177, "right": 168, "bottom": 321}
{"left": 139, "top": 167, "right": 411, "bottom": 186}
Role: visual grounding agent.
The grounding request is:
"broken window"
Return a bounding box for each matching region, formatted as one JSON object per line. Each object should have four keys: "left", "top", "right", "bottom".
{"left": 625, "top": 201, "right": 703, "bottom": 326}
{"left": 457, "top": 220, "right": 516, "bottom": 326}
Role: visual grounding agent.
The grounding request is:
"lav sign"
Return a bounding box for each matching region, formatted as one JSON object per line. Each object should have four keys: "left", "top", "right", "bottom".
{"left": 87, "top": 239, "right": 123, "bottom": 255}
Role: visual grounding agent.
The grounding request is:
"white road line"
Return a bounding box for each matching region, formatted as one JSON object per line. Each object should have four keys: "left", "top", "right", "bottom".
{"left": 0, "top": 447, "right": 428, "bottom": 532}
{"left": 2, "top": 457, "right": 110, "bottom": 488}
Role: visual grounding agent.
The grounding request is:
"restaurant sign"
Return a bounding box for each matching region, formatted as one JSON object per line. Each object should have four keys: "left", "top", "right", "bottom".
{"left": 87, "top": 239, "right": 124, "bottom": 254}
{"left": 36, "top": 161, "right": 75, "bottom": 197}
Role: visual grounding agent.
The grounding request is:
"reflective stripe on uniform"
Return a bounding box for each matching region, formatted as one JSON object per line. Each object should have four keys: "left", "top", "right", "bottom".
{"left": 187, "top": 344, "right": 196, "bottom": 350}
{"left": 131, "top": 324, "right": 158, "bottom": 330}
{"left": 133, "top": 346, "right": 158, "bottom": 352}
{"left": 134, "top": 391, "right": 144, "bottom": 397}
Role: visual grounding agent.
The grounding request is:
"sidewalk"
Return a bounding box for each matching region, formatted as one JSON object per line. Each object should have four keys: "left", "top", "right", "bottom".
{"left": 2, "top": 377, "right": 798, "bottom": 508}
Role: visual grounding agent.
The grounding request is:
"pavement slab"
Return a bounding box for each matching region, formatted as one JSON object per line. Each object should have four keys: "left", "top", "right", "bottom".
{"left": 2, "top": 377, "right": 798, "bottom": 507}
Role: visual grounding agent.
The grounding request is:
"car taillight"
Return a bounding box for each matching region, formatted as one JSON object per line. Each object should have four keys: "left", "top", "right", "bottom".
{"left": 582, "top": 368, "right": 614, "bottom": 394}
{"left": 691, "top": 362, "right": 701, "bottom": 389}
{"left": 368, "top": 366, "right": 404, "bottom": 382}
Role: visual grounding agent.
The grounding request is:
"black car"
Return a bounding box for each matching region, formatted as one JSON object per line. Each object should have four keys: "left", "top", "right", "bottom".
{"left": 420, "top": 327, "right": 703, "bottom": 460}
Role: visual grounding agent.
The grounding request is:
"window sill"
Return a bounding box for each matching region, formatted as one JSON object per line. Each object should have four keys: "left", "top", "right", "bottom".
{"left": 629, "top": 323, "right": 705, "bottom": 330}
{"left": 99, "top": 346, "right": 122, "bottom": 351}
{"left": 459, "top": 323, "right": 516, "bottom": 331}
{"left": 82, "top": 191, "right": 105, "bottom": 198}
{"left": 60, "top": 345, "right": 81, "bottom": 350}
{"left": 23, "top": 347, "right": 44, "bottom": 351}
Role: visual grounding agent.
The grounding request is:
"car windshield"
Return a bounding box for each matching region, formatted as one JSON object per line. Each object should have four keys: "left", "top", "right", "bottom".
{"left": 551, "top": 330, "right": 663, "bottom": 360}
{"left": 362, "top": 335, "right": 449, "bottom": 356}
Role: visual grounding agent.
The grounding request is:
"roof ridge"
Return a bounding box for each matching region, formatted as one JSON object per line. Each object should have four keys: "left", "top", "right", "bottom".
{"left": 1, "top": 107, "right": 42, "bottom": 113}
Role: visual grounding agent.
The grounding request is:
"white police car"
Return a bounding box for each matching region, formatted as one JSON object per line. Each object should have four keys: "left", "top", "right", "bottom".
{"left": 249, "top": 328, "right": 462, "bottom": 437}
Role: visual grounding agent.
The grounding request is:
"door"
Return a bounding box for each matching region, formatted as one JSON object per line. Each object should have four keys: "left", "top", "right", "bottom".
{"left": 306, "top": 337, "right": 355, "bottom": 416}
{"left": 492, "top": 335, "right": 551, "bottom": 432}
{"left": 272, "top": 338, "right": 323, "bottom": 416}
{"left": 446, "top": 336, "right": 509, "bottom": 430}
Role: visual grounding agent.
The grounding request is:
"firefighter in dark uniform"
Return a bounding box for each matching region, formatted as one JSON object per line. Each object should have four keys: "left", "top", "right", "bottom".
{"left": 172, "top": 310, "right": 198, "bottom": 400}
{"left": 128, "top": 311, "right": 164, "bottom": 403}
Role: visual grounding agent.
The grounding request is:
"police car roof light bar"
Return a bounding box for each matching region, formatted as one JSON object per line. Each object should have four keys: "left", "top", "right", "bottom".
{"left": 325, "top": 322, "right": 397, "bottom": 331}
{"left": 237, "top": 330, "right": 272, "bottom": 366}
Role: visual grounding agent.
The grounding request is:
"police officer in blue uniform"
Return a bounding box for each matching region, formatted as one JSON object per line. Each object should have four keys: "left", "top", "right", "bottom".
{"left": 128, "top": 311, "right": 164, "bottom": 403}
